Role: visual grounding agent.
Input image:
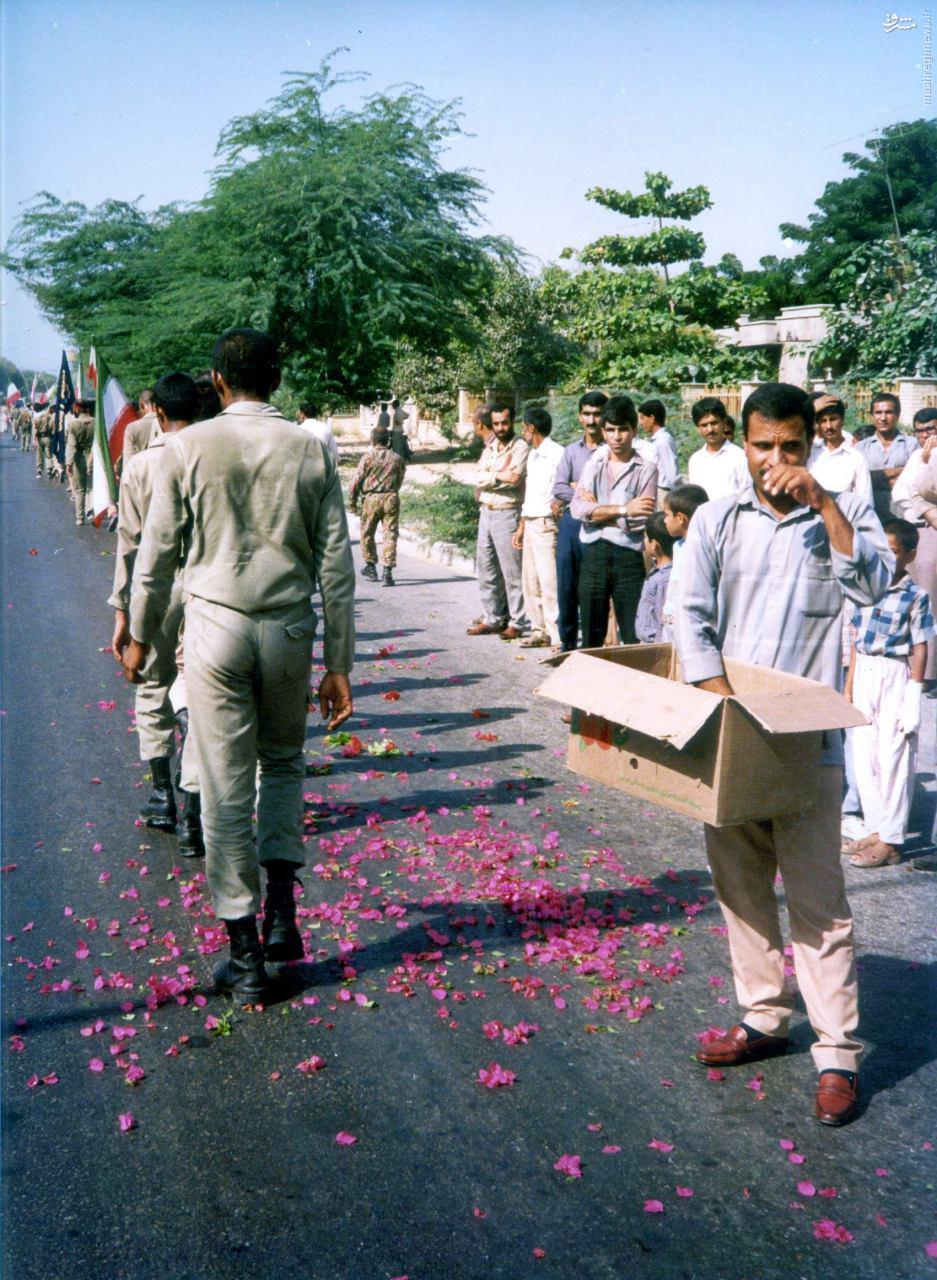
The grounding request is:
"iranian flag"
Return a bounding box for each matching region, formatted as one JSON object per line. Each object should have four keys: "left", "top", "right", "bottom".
{"left": 91, "top": 348, "right": 138, "bottom": 527}
{"left": 6, "top": 382, "right": 22, "bottom": 405}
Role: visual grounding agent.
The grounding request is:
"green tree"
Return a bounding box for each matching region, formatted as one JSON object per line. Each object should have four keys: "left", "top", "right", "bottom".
{"left": 779, "top": 118, "right": 937, "bottom": 299}
{"left": 546, "top": 171, "right": 768, "bottom": 391}
{"left": 5, "top": 56, "right": 508, "bottom": 400}
{"left": 813, "top": 232, "right": 937, "bottom": 379}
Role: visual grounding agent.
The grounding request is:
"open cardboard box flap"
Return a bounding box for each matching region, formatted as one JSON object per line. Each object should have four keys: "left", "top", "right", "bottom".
{"left": 723, "top": 659, "right": 867, "bottom": 733}
{"left": 536, "top": 650, "right": 724, "bottom": 750}
{"left": 537, "top": 649, "right": 866, "bottom": 748}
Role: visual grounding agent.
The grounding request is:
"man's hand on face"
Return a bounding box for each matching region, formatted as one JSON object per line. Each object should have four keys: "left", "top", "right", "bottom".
{"left": 121, "top": 638, "right": 150, "bottom": 684}
{"left": 761, "top": 463, "right": 827, "bottom": 510}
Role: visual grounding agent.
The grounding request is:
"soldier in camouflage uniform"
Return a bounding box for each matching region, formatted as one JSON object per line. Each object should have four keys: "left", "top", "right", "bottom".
{"left": 348, "top": 425, "right": 406, "bottom": 586}
{"left": 66, "top": 399, "right": 95, "bottom": 526}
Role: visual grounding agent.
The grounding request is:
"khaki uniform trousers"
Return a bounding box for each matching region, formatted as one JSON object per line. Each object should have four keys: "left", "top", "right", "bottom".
{"left": 521, "top": 516, "right": 560, "bottom": 645}
{"left": 360, "top": 492, "right": 400, "bottom": 566}
{"left": 70, "top": 450, "right": 89, "bottom": 524}
{"left": 184, "top": 595, "right": 316, "bottom": 921}
{"left": 35, "top": 435, "right": 53, "bottom": 477}
{"left": 134, "top": 581, "right": 185, "bottom": 761}
{"left": 704, "top": 766, "right": 862, "bottom": 1072}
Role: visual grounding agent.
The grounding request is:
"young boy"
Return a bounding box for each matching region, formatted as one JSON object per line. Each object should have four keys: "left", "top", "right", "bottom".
{"left": 844, "top": 518, "right": 936, "bottom": 868}
{"left": 636, "top": 511, "right": 674, "bottom": 643}
{"left": 660, "top": 483, "right": 709, "bottom": 640}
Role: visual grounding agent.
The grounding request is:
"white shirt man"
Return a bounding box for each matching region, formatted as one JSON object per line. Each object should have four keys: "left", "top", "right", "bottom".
{"left": 687, "top": 439, "right": 749, "bottom": 500}
{"left": 297, "top": 405, "right": 340, "bottom": 464}
{"left": 515, "top": 410, "right": 565, "bottom": 647}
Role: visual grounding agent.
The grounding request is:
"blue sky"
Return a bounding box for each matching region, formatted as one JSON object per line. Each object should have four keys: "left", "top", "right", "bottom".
{"left": 0, "top": 0, "right": 930, "bottom": 372}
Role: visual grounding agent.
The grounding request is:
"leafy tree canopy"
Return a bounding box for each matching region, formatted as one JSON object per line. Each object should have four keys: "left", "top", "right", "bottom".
{"left": 779, "top": 117, "right": 937, "bottom": 299}
{"left": 5, "top": 54, "right": 510, "bottom": 400}
{"left": 813, "top": 232, "right": 937, "bottom": 380}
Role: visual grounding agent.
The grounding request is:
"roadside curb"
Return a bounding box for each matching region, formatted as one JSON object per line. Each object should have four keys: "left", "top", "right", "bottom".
{"left": 345, "top": 510, "right": 476, "bottom": 578}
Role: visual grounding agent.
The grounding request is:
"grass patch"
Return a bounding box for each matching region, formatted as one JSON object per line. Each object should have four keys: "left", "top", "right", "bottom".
{"left": 400, "top": 475, "right": 479, "bottom": 557}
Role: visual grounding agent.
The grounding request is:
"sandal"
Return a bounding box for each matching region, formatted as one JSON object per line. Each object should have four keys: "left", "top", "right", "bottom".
{"left": 841, "top": 832, "right": 879, "bottom": 855}
{"left": 849, "top": 841, "right": 901, "bottom": 868}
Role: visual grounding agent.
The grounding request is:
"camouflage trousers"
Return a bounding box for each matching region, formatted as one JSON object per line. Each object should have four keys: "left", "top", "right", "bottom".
{"left": 360, "top": 492, "right": 400, "bottom": 567}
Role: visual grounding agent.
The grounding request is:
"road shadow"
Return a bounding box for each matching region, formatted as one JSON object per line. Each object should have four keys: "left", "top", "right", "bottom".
{"left": 856, "top": 954, "right": 937, "bottom": 1093}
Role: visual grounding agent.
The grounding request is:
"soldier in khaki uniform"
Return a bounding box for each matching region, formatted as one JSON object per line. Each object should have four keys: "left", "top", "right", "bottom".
{"left": 348, "top": 425, "right": 406, "bottom": 586}
{"left": 65, "top": 399, "right": 95, "bottom": 525}
{"left": 120, "top": 388, "right": 158, "bottom": 474}
{"left": 110, "top": 372, "right": 202, "bottom": 853}
{"left": 123, "top": 329, "right": 355, "bottom": 1004}
{"left": 34, "top": 408, "right": 54, "bottom": 478}
{"left": 18, "top": 404, "right": 33, "bottom": 452}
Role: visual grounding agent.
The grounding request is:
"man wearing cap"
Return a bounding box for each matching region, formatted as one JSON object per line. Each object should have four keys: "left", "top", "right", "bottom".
{"left": 65, "top": 399, "right": 95, "bottom": 526}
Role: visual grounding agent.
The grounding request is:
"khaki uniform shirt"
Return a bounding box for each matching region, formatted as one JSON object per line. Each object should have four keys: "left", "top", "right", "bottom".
{"left": 108, "top": 435, "right": 169, "bottom": 612}
{"left": 122, "top": 413, "right": 160, "bottom": 467}
{"left": 475, "top": 435, "right": 530, "bottom": 509}
{"left": 35, "top": 411, "right": 54, "bottom": 438}
{"left": 129, "top": 401, "right": 355, "bottom": 674}
{"left": 65, "top": 414, "right": 94, "bottom": 464}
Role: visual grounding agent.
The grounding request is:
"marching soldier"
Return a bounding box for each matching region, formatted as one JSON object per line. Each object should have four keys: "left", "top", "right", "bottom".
{"left": 110, "top": 372, "right": 203, "bottom": 854}
{"left": 34, "top": 407, "right": 55, "bottom": 478}
{"left": 65, "top": 398, "right": 95, "bottom": 526}
{"left": 123, "top": 329, "right": 356, "bottom": 1004}
{"left": 348, "top": 425, "right": 406, "bottom": 586}
{"left": 121, "top": 388, "right": 158, "bottom": 472}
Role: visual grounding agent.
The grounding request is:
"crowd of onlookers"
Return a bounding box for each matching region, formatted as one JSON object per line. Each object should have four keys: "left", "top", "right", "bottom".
{"left": 448, "top": 387, "right": 937, "bottom": 870}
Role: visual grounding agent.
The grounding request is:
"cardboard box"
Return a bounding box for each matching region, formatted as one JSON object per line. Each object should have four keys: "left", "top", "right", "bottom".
{"left": 536, "top": 645, "right": 866, "bottom": 826}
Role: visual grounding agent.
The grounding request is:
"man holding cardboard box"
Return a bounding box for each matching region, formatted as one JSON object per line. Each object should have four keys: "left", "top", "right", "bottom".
{"left": 676, "top": 382, "right": 893, "bottom": 1126}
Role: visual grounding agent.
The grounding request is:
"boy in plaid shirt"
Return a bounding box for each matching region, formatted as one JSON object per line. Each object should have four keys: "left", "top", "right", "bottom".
{"left": 844, "top": 518, "right": 936, "bottom": 867}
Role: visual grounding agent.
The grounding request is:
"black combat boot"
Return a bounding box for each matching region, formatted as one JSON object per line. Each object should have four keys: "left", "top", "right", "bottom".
{"left": 382, "top": 566, "right": 395, "bottom": 587}
{"left": 139, "top": 757, "right": 177, "bottom": 831}
{"left": 212, "top": 917, "right": 272, "bottom": 1004}
{"left": 176, "top": 790, "right": 204, "bottom": 857}
{"left": 360, "top": 562, "right": 378, "bottom": 581}
{"left": 261, "top": 861, "right": 305, "bottom": 963}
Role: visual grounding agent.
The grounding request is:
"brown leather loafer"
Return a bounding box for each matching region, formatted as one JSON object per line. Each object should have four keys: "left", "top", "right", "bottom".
{"left": 499, "top": 625, "right": 523, "bottom": 641}
{"left": 695, "top": 1023, "right": 789, "bottom": 1067}
{"left": 814, "top": 1071, "right": 858, "bottom": 1126}
{"left": 466, "top": 622, "right": 503, "bottom": 636}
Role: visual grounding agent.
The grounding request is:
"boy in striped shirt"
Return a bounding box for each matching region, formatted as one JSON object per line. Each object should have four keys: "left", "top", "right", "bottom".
{"left": 844, "top": 518, "right": 936, "bottom": 868}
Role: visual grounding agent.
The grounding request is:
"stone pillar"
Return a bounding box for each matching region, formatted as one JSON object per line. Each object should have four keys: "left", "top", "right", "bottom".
{"left": 895, "top": 377, "right": 937, "bottom": 427}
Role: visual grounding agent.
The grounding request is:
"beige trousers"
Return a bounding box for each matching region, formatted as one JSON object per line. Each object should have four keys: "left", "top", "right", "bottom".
{"left": 184, "top": 595, "right": 316, "bottom": 920}
{"left": 521, "top": 516, "right": 560, "bottom": 644}
{"left": 134, "top": 581, "right": 185, "bottom": 760}
{"left": 704, "top": 766, "right": 862, "bottom": 1072}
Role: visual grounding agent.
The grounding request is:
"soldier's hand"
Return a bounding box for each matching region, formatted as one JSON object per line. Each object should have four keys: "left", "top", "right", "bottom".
{"left": 112, "top": 610, "right": 131, "bottom": 661}
{"left": 121, "top": 638, "right": 150, "bottom": 685}
{"left": 318, "top": 672, "right": 353, "bottom": 730}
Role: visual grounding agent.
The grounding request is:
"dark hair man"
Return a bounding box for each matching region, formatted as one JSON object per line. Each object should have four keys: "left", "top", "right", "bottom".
{"left": 570, "top": 394, "right": 657, "bottom": 647}
{"left": 468, "top": 401, "right": 529, "bottom": 640}
{"left": 550, "top": 390, "right": 609, "bottom": 651}
{"left": 855, "top": 391, "right": 916, "bottom": 523}
{"left": 677, "top": 382, "right": 893, "bottom": 1127}
{"left": 109, "top": 372, "right": 203, "bottom": 851}
{"left": 687, "top": 396, "right": 748, "bottom": 500}
{"left": 122, "top": 388, "right": 158, "bottom": 471}
{"left": 808, "top": 394, "right": 872, "bottom": 504}
{"left": 122, "top": 328, "right": 356, "bottom": 1004}
{"left": 348, "top": 424, "right": 406, "bottom": 586}
{"left": 513, "top": 407, "right": 565, "bottom": 647}
{"left": 65, "top": 398, "right": 96, "bottom": 526}
{"left": 296, "top": 399, "right": 340, "bottom": 463}
{"left": 637, "top": 399, "right": 678, "bottom": 499}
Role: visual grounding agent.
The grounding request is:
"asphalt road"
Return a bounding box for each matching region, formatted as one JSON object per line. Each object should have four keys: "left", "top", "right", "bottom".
{"left": 2, "top": 433, "right": 936, "bottom": 1280}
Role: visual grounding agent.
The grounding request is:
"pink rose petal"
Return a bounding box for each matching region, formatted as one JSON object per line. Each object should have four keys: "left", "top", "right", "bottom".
{"left": 118, "top": 1112, "right": 136, "bottom": 1132}
{"left": 88, "top": 1058, "right": 105, "bottom": 1073}
{"left": 797, "top": 1181, "right": 816, "bottom": 1197}
{"left": 643, "top": 1200, "right": 664, "bottom": 1214}
{"left": 675, "top": 1186, "right": 694, "bottom": 1198}
{"left": 553, "top": 1154, "right": 582, "bottom": 1179}
{"left": 335, "top": 1131, "right": 357, "bottom": 1146}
